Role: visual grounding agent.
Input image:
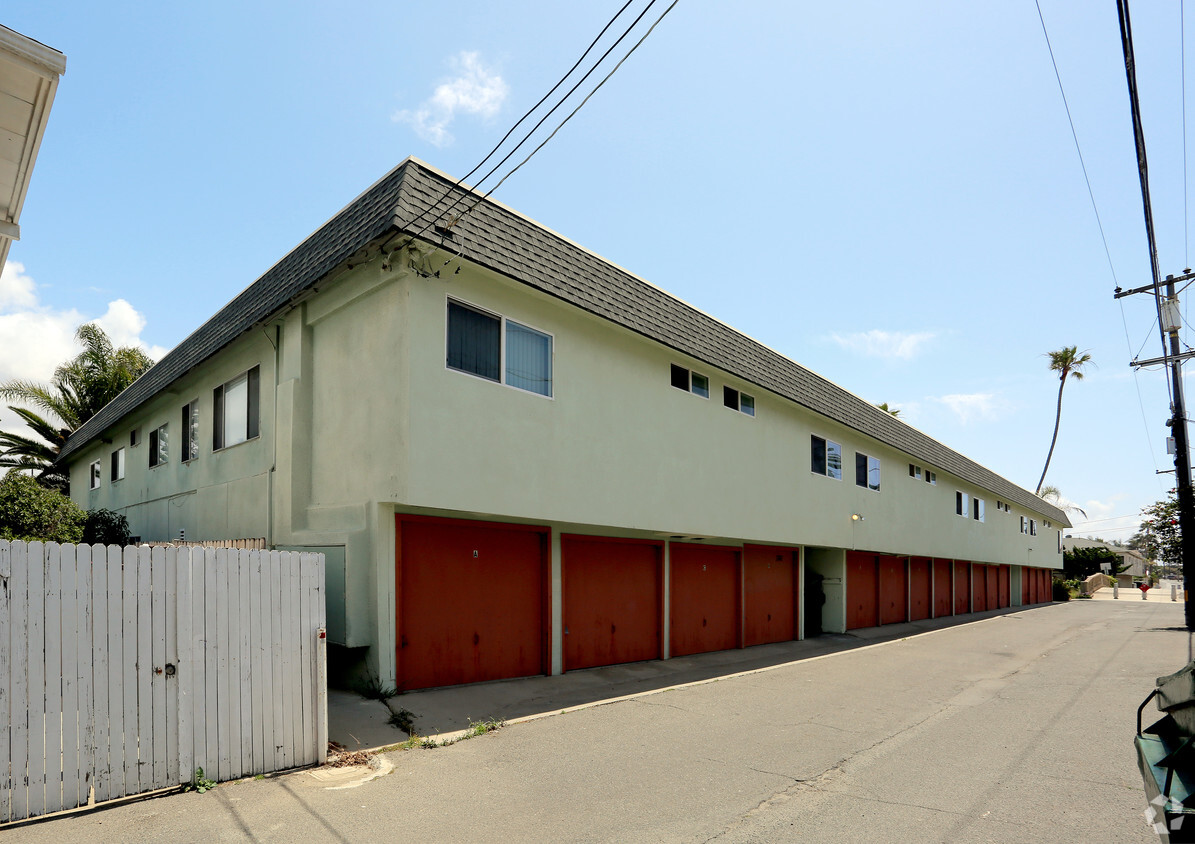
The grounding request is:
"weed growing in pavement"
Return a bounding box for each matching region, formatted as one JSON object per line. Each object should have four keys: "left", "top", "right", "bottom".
{"left": 355, "top": 671, "right": 398, "bottom": 700}
{"left": 183, "top": 767, "right": 217, "bottom": 794}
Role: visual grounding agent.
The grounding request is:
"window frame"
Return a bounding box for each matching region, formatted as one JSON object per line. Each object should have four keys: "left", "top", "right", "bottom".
{"left": 89, "top": 460, "right": 101, "bottom": 490}
{"left": 213, "top": 365, "right": 261, "bottom": 451}
{"left": 149, "top": 423, "right": 168, "bottom": 468}
{"left": 855, "top": 452, "right": 880, "bottom": 491}
{"left": 445, "top": 297, "right": 555, "bottom": 399}
{"left": 956, "top": 490, "right": 970, "bottom": 517}
{"left": 670, "top": 362, "right": 709, "bottom": 400}
{"left": 925, "top": 470, "right": 937, "bottom": 485}
{"left": 973, "top": 497, "right": 985, "bottom": 522}
{"left": 181, "top": 399, "right": 200, "bottom": 462}
{"left": 811, "top": 435, "right": 843, "bottom": 481}
{"left": 722, "top": 385, "right": 755, "bottom": 416}
{"left": 110, "top": 447, "right": 125, "bottom": 483}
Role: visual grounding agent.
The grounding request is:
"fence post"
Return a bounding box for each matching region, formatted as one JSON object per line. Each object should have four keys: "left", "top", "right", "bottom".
{"left": 316, "top": 625, "right": 327, "bottom": 764}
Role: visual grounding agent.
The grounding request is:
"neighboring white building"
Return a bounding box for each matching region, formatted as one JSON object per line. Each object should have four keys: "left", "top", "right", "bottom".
{"left": 60, "top": 158, "right": 1068, "bottom": 689}
{"left": 1063, "top": 537, "right": 1150, "bottom": 587}
{"left": 0, "top": 24, "right": 65, "bottom": 274}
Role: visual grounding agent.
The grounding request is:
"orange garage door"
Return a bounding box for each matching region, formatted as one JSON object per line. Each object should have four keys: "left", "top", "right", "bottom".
{"left": 985, "top": 565, "right": 999, "bottom": 611}
{"left": 562, "top": 536, "right": 662, "bottom": 671}
{"left": 910, "top": 558, "right": 931, "bottom": 622}
{"left": 847, "top": 552, "right": 879, "bottom": 630}
{"left": 397, "top": 516, "right": 547, "bottom": 691}
{"left": 743, "top": 545, "right": 798, "bottom": 647}
{"left": 973, "top": 564, "right": 988, "bottom": 611}
{"left": 879, "top": 556, "right": 907, "bottom": 625}
{"left": 999, "top": 565, "right": 1010, "bottom": 608}
{"left": 1022, "top": 566, "right": 1031, "bottom": 605}
{"left": 933, "top": 560, "right": 952, "bottom": 618}
{"left": 670, "top": 544, "right": 741, "bottom": 657}
{"left": 954, "top": 561, "right": 971, "bottom": 614}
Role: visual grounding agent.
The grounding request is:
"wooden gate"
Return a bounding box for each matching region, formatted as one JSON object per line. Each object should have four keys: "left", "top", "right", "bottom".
{"left": 0, "top": 541, "right": 327, "bottom": 824}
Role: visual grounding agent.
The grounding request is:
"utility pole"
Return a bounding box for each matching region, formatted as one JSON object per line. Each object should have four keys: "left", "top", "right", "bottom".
{"left": 1117, "top": 272, "right": 1195, "bottom": 628}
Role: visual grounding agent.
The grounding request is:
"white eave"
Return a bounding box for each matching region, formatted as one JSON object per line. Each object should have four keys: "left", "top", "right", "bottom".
{"left": 0, "top": 24, "right": 65, "bottom": 274}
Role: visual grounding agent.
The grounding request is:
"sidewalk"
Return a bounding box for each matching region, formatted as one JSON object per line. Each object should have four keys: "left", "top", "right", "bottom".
{"left": 328, "top": 602, "right": 1062, "bottom": 749}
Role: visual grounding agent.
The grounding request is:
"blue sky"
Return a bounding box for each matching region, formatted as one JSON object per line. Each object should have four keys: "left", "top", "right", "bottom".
{"left": 2, "top": 1, "right": 1191, "bottom": 542}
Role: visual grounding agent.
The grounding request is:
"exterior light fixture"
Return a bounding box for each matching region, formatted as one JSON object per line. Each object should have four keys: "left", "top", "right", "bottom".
{"left": 851, "top": 514, "right": 864, "bottom": 522}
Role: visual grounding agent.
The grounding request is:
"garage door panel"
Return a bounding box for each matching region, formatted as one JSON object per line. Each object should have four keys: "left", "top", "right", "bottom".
{"left": 985, "top": 565, "right": 999, "bottom": 611}
{"left": 398, "top": 518, "right": 545, "bottom": 690}
{"left": 847, "top": 552, "right": 878, "bottom": 630}
{"left": 563, "top": 536, "right": 662, "bottom": 671}
{"left": 910, "top": 558, "right": 931, "bottom": 621}
{"left": 879, "top": 556, "right": 907, "bottom": 625}
{"left": 933, "top": 560, "right": 952, "bottom": 618}
{"left": 954, "top": 561, "right": 970, "bottom": 615}
{"left": 670, "top": 544, "right": 740, "bottom": 657}
{"left": 973, "top": 565, "right": 987, "bottom": 612}
{"left": 744, "top": 545, "right": 797, "bottom": 647}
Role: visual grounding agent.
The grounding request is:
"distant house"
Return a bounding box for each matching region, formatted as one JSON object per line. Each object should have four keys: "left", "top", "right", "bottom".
{"left": 59, "top": 158, "right": 1069, "bottom": 690}
{"left": 0, "top": 25, "right": 65, "bottom": 274}
{"left": 1063, "top": 537, "right": 1150, "bottom": 587}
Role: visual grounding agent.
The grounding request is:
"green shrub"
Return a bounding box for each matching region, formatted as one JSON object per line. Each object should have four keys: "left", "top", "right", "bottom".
{"left": 1051, "top": 578, "right": 1072, "bottom": 602}
{"left": 0, "top": 469, "right": 85, "bottom": 543}
{"left": 82, "top": 508, "right": 132, "bottom": 545}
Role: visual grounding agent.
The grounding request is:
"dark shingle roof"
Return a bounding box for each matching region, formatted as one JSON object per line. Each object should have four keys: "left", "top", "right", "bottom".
{"left": 59, "top": 158, "right": 1069, "bottom": 526}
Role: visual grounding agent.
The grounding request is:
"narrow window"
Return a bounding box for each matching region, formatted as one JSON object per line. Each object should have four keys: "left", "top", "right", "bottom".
{"left": 89, "top": 460, "right": 101, "bottom": 490}
{"left": 973, "top": 498, "right": 985, "bottom": 522}
{"left": 505, "top": 320, "right": 553, "bottom": 396}
{"left": 856, "top": 453, "right": 868, "bottom": 487}
{"left": 181, "top": 400, "right": 200, "bottom": 461}
{"left": 214, "top": 366, "right": 261, "bottom": 450}
{"left": 690, "top": 372, "right": 709, "bottom": 399}
{"left": 110, "top": 448, "right": 125, "bottom": 482}
{"left": 956, "top": 491, "right": 969, "bottom": 517}
{"left": 149, "top": 423, "right": 168, "bottom": 467}
{"left": 1030, "top": 519, "right": 1037, "bottom": 536}
{"left": 926, "top": 471, "right": 936, "bottom": 485}
{"left": 1020, "top": 516, "right": 1028, "bottom": 534}
{"left": 855, "top": 454, "right": 880, "bottom": 490}
{"left": 447, "top": 300, "right": 500, "bottom": 382}
{"left": 740, "top": 394, "right": 755, "bottom": 416}
{"left": 812, "top": 436, "right": 826, "bottom": 475}
{"left": 130, "top": 428, "right": 139, "bottom": 447}
{"left": 909, "top": 463, "right": 921, "bottom": 479}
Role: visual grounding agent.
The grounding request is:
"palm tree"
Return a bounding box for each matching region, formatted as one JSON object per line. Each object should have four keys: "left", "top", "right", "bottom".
{"left": 0, "top": 324, "right": 154, "bottom": 489}
{"left": 1038, "top": 484, "right": 1087, "bottom": 519}
{"left": 1035, "top": 346, "right": 1092, "bottom": 495}
{"left": 876, "top": 402, "right": 901, "bottom": 417}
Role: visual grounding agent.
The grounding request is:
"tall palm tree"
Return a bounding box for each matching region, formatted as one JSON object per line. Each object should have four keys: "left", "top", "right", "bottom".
{"left": 876, "top": 402, "right": 901, "bottom": 417}
{"left": 1035, "top": 346, "right": 1092, "bottom": 495}
{"left": 0, "top": 323, "right": 154, "bottom": 489}
{"left": 1038, "top": 484, "right": 1088, "bottom": 518}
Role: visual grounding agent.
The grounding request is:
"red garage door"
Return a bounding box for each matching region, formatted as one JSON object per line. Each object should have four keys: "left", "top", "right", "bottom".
{"left": 847, "top": 552, "right": 879, "bottom": 630}
{"left": 670, "top": 544, "right": 740, "bottom": 657}
{"left": 954, "top": 561, "right": 971, "bottom": 614}
{"left": 985, "top": 565, "right": 999, "bottom": 611}
{"left": 998, "top": 565, "right": 1010, "bottom": 608}
{"left": 1022, "top": 566, "right": 1031, "bottom": 605}
{"left": 933, "top": 560, "right": 952, "bottom": 618}
{"left": 397, "top": 516, "right": 547, "bottom": 691}
{"left": 743, "top": 545, "right": 798, "bottom": 647}
{"left": 910, "top": 558, "right": 931, "bottom": 621}
{"left": 562, "top": 536, "right": 662, "bottom": 672}
{"left": 973, "top": 565, "right": 988, "bottom": 612}
{"left": 879, "top": 556, "right": 907, "bottom": 625}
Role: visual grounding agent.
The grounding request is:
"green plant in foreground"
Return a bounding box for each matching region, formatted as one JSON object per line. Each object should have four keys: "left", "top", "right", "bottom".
{"left": 388, "top": 707, "right": 416, "bottom": 733}
{"left": 354, "top": 671, "right": 398, "bottom": 701}
{"left": 184, "top": 767, "right": 217, "bottom": 793}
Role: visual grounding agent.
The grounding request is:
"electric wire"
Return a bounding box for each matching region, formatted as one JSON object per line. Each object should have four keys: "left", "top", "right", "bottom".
{"left": 1036, "top": 0, "right": 1162, "bottom": 478}
{"left": 403, "top": 0, "right": 669, "bottom": 244}
{"left": 396, "top": 0, "right": 641, "bottom": 238}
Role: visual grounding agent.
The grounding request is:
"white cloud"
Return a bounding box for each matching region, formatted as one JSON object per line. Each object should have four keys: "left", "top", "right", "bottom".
{"left": 393, "top": 51, "right": 509, "bottom": 147}
{"left": 932, "top": 392, "right": 1004, "bottom": 424}
{"left": 0, "top": 262, "right": 166, "bottom": 430}
{"left": 830, "top": 329, "right": 936, "bottom": 360}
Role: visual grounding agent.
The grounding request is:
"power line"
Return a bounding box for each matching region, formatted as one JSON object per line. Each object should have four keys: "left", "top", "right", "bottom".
{"left": 404, "top": 0, "right": 673, "bottom": 244}
{"left": 398, "top": 0, "right": 642, "bottom": 238}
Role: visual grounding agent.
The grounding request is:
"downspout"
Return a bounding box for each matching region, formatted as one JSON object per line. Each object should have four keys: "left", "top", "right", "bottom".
{"left": 265, "top": 323, "right": 280, "bottom": 547}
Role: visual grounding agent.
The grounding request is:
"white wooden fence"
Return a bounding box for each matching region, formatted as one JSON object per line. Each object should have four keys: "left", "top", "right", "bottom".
{"left": 0, "top": 541, "right": 327, "bottom": 825}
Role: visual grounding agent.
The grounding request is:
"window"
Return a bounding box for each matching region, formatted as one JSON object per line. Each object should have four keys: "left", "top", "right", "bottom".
{"left": 723, "top": 386, "right": 755, "bottom": 416}
{"left": 110, "top": 448, "right": 125, "bottom": 483}
{"left": 149, "top": 423, "right": 168, "bottom": 467}
{"left": 130, "top": 428, "right": 139, "bottom": 447}
{"left": 855, "top": 453, "right": 880, "bottom": 490}
{"left": 925, "top": 470, "right": 936, "bottom": 485}
{"left": 506, "top": 321, "right": 552, "bottom": 396}
{"left": 89, "top": 460, "right": 101, "bottom": 490}
{"left": 909, "top": 463, "right": 922, "bottom": 479}
{"left": 181, "top": 400, "right": 199, "bottom": 461}
{"left": 213, "top": 366, "right": 260, "bottom": 450}
{"left": 670, "top": 363, "right": 709, "bottom": 398}
{"left": 446, "top": 300, "right": 553, "bottom": 397}
{"left": 956, "top": 491, "right": 970, "bottom": 517}
{"left": 1020, "top": 516, "right": 1028, "bottom": 534}
{"left": 1030, "top": 519, "right": 1037, "bottom": 536}
{"left": 811, "top": 435, "right": 843, "bottom": 480}
{"left": 973, "top": 497, "right": 984, "bottom": 522}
